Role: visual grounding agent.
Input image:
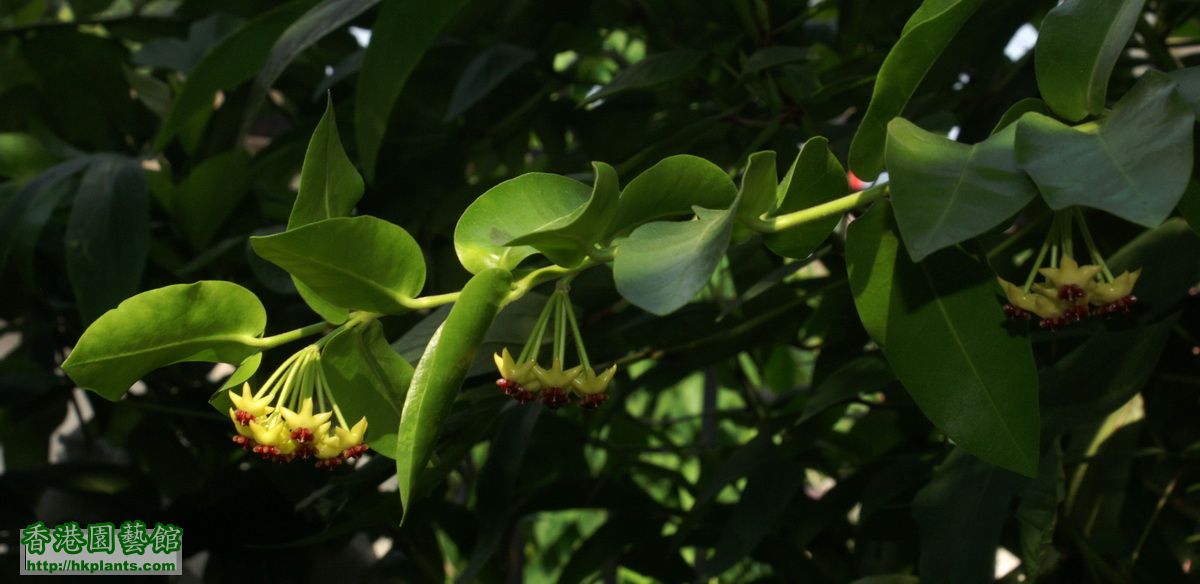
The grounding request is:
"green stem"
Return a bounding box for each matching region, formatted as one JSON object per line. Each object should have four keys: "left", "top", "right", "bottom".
{"left": 526, "top": 293, "right": 557, "bottom": 364}
{"left": 254, "top": 322, "right": 333, "bottom": 350}
{"left": 554, "top": 293, "right": 567, "bottom": 364}
{"left": 748, "top": 184, "right": 887, "bottom": 234}
{"left": 1049, "top": 213, "right": 1060, "bottom": 270}
{"left": 519, "top": 292, "right": 559, "bottom": 363}
{"left": 505, "top": 262, "right": 595, "bottom": 306}
{"left": 255, "top": 349, "right": 305, "bottom": 400}
{"left": 1076, "top": 208, "right": 1115, "bottom": 281}
{"left": 317, "top": 363, "right": 349, "bottom": 428}
{"left": 1023, "top": 233, "right": 1053, "bottom": 292}
{"left": 1061, "top": 209, "right": 1074, "bottom": 260}
{"left": 565, "top": 297, "right": 591, "bottom": 369}
{"left": 398, "top": 291, "right": 462, "bottom": 311}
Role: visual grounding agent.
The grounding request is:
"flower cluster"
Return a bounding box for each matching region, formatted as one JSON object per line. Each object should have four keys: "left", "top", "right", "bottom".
{"left": 227, "top": 345, "right": 369, "bottom": 469}
{"left": 999, "top": 209, "right": 1140, "bottom": 331}
{"left": 494, "top": 285, "right": 616, "bottom": 409}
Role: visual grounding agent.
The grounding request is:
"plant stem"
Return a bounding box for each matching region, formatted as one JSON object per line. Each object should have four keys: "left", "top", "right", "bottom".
{"left": 398, "top": 291, "right": 462, "bottom": 310}
{"left": 505, "top": 262, "right": 594, "bottom": 306}
{"left": 519, "top": 293, "right": 559, "bottom": 363}
{"left": 1023, "top": 233, "right": 1052, "bottom": 292}
{"left": 255, "top": 322, "right": 333, "bottom": 350}
{"left": 748, "top": 184, "right": 887, "bottom": 234}
{"left": 1075, "top": 208, "right": 1115, "bottom": 281}
{"left": 565, "top": 298, "right": 592, "bottom": 369}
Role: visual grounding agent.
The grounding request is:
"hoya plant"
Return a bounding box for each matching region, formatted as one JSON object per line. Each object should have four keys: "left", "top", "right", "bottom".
{"left": 3, "top": 0, "right": 1200, "bottom": 581}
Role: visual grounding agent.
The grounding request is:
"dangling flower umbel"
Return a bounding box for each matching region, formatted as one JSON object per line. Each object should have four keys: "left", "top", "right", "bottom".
{"left": 226, "top": 344, "right": 370, "bottom": 468}
{"left": 998, "top": 208, "right": 1141, "bottom": 331}
{"left": 494, "top": 283, "right": 616, "bottom": 409}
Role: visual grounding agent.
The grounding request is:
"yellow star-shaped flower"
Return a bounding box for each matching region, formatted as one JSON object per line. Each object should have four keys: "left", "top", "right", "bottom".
{"left": 228, "top": 409, "right": 255, "bottom": 437}
{"left": 997, "top": 278, "right": 1039, "bottom": 313}
{"left": 280, "top": 398, "right": 333, "bottom": 433}
{"left": 1038, "top": 256, "right": 1101, "bottom": 290}
{"left": 1090, "top": 269, "right": 1141, "bottom": 305}
{"left": 334, "top": 417, "right": 368, "bottom": 449}
{"left": 494, "top": 348, "right": 534, "bottom": 380}
{"left": 249, "top": 421, "right": 288, "bottom": 446}
{"left": 533, "top": 359, "right": 583, "bottom": 389}
{"left": 314, "top": 435, "right": 344, "bottom": 459}
{"left": 228, "top": 383, "right": 273, "bottom": 417}
{"left": 571, "top": 365, "right": 617, "bottom": 396}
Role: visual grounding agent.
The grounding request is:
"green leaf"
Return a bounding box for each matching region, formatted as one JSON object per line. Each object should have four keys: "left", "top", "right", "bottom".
{"left": 62, "top": 281, "right": 267, "bottom": 401}
{"left": 240, "top": 0, "right": 380, "bottom": 137}
{"left": 0, "top": 157, "right": 93, "bottom": 277}
{"left": 445, "top": 43, "right": 536, "bottom": 120}
{"left": 1178, "top": 179, "right": 1200, "bottom": 237}
{"left": 321, "top": 321, "right": 414, "bottom": 458}
{"left": 1016, "top": 441, "right": 1063, "bottom": 581}
{"left": 1016, "top": 72, "right": 1195, "bottom": 227}
{"left": 847, "top": 0, "right": 983, "bottom": 180}
{"left": 1168, "top": 65, "right": 1200, "bottom": 117}
{"left": 799, "top": 354, "right": 895, "bottom": 423}
{"left": 607, "top": 154, "right": 737, "bottom": 239}
{"left": 847, "top": 201, "right": 1040, "bottom": 476}
{"left": 65, "top": 157, "right": 150, "bottom": 324}
{"left": 504, "top": 162, "right": 620, "bottom": 267}
{"left": 614, "top": 204, "right": 737, "bottom": 316}
{"left": 703, "top": 444, "right": 806, "bottom": 576}
{"left": 287, "top": 96, "right": 364, "bottom": 324}
{"left": 582, "top": 50, "right": 703, "bottom": 104}
{"left": 356, "top": 0, "right": 468, "bottom": 179}
{"left": 1034, "top": 0, "right": 1146, "bottom": 121}
{"left": 763, "top": 136, "right": 849, "bottom": 259}
{"left": 289, "top": 97, "right": 364, "bottom": 228}
{"left": 741, "top": 46, "right": 810, "bottom": 76}
{"left": 0, "top": 132, "right": 55, "bottom": 179}
{"left": 397, "top": 268, "right": 511, "bottom": 522}
{"left": 992, "top": 98, "right": 1052, "bottom": 134}
{"left": 173, "top": 149, "right": 251, "bottom": 250}
{"left": 454, "top": 173, "right": 591, "bottom": 274}
{"left": 886, "top": 118, "right": 1037, "bottom": 261}
{"left": 914, "top": 449, "right": 1025, "bottom": 583}
{"left": 154, "top": 1, "right": 311, "bottom": 150}
{"left": 251, "top": 216, "right": 426, "bottom": 314}
{"left": 208, "top": 352, "right": 263, "bottom": 413}
{"left": 732, "top": 150, "right": 778, "bottom": 235}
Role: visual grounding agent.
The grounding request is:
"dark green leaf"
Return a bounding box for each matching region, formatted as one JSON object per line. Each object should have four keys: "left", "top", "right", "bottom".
{"left": 583, "top": 50, "right": 703, "bottom": 104}
{"left": 886, "top": 118, "right": 1036, "bottom": 261}
{"left": 848, "top": 0, "right": 984, "bottom": 180}
{"left": 173, "top": 149, "right": 251, "bottom": 250}
{"left": 847, "top": 201, "right": 1040, "bottom": 476}
{"left": 154, "top": 1, "right": 311, "bottom": 150}
{"left": 1035, "top": 0, "right": 1146, "bottom": 121}
{"left": 1015, "top": 71, "right": 1194, "bottom": 227}
{"left": 64, "top": 157, "right": 150, "bottom": 323}
{"left": 1016, "top": 441, "right": 1063, "bottom": 581}
{"left": 321, "top": 321, "right": 414, "bottom": 458}
{"left": 445, "top": 43, "right": 536, "bottom": 120}
{"left": 356, "top": 0, "right": 469, "bottom": 179}
{"left": 240, "top": 0, "right": 380, "bottom": 137}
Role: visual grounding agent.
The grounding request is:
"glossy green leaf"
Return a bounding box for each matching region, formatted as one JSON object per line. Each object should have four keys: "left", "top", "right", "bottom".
{"left": 1035, "top": 0, "right": 1145, "bottom": 121}
{"left": 886, "top": 118, "right": 1037, "bottom": 261}
{"left": 321, "top": 321, "right": 414, "bottom": 458}
{"left": 847, "top": 201, "right": 1040, "bottom": 476}
{"left": 356, "top": 0, "right": 468, "bottom": 179}
{"left": 505, "top": 162, "right": 620, "bottom": 267}
{"left": 1016, "top": 72, "right": 1195, "bottom": 227}
{"left": 63, "top": 281, "right": 267, "bottom": 400}
{"left": 732, "top": 150, "right": 778, "bottom": 234}
{"left": 607, "top": 154, "right": 737, "bottom": 239}
{"left": 445, "top": 44, "right": 536, "bottom": 120}
{"left": 454, "top": 173, "right": 591, "bottom": 273}
{"left": 1178, "top": 179, "right": 1200, "bottom": 237}
{"left": 251, "top": 216, "right": 426, "bottom": 314}
{"left": 173, "top": 149, "right": 251, "bottom": 250}
{"left": 614, "top": 204, "right": 737, "bottom": 316}
{"left": 240, "top": 0, "right": 380, "bottom": 137}
{"left": 992, "top": 98, "right": 1051, "bottom": 134}
{"left": 764, "top": 136, "right": 849, "bottom": 259}
{"left": 154, "top": 1, "right": 311, "bottom": 150}
{"left": 914, "top": 449, "right": 1025, "bottom": 583}
{"left": 582, "top": 50, "right": 703, "bottom": 104}
{"left": 65, "top": 157, "right": 150, "bottom": 323}
{"left": 397, "top": 268, "right": 511, "bottom": 521}
{"left": 287, "top": 96, "right": 364, "bottom": 324}
{"left": 208, "top": 352, "right": 263, "bottom": 413}
{"left": 848, "top": 0, "right": 983, "bottom": 180}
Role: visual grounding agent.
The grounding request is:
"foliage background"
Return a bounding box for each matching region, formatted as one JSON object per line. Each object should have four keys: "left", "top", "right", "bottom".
{"left": 1, "top": 0, "right": 1199, "bottom": 582}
